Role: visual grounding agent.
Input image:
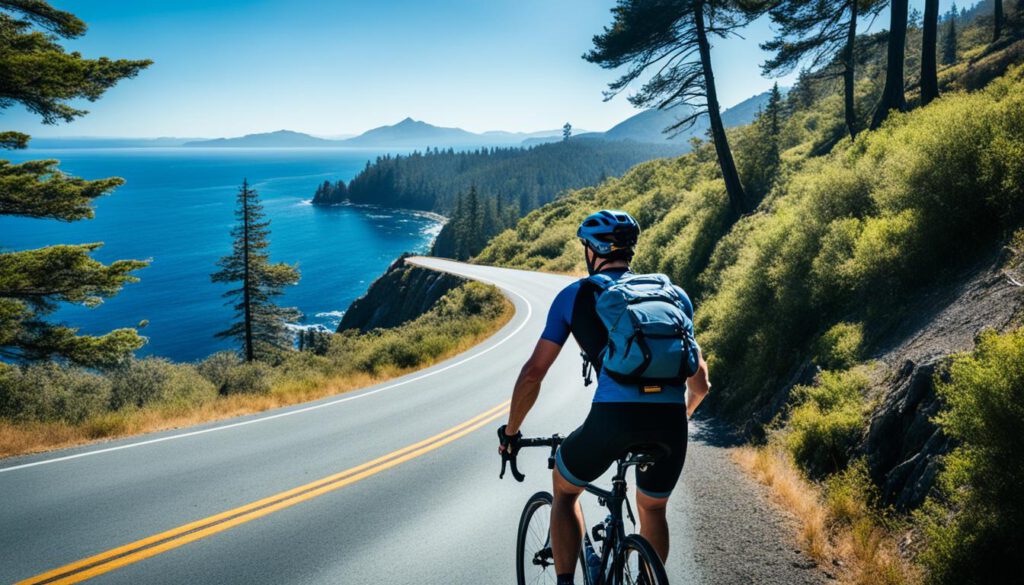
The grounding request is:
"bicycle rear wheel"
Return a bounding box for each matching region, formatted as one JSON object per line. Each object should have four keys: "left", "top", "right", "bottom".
{"left": 516, "top": 492, "right": 591, "bottom": 585}
{"left": 618, "top": 534, "right": 669, "bottom": 585}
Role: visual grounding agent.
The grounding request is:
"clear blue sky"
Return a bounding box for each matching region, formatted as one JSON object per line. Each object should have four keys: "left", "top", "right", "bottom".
{"left": 5, "top": 0, "right": 963, "bottom": 138}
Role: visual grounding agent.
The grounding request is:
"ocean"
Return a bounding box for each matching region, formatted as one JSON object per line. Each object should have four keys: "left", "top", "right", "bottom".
{"left": 0, "top": 147, "right": 442, "bottom": 362}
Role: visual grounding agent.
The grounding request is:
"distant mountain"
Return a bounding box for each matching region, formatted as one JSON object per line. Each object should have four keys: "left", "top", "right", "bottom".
{"left": 183, "top": 130, "right": 336, "bottom": 148}
{"left": 598, "top": 90, "right": 781, "bottom": 145}
{"left": 339, "top": 118, "right": 576, "bottom": 147}
{"left": 340, "top": 117, "right": 478, "bottom": 147}
{"left": 179, "top": 121, "right": 576, "bottom": 149}
{"left": 27, "top": 136, "right": 202, "bottom": 149}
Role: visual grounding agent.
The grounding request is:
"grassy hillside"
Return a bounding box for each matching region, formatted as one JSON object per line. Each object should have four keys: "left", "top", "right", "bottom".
{"left": 477, "top": 60, "right": 1024, "bottom": 421}
{"left": 475, "top": 15, "right": 1024, "bottom": 583}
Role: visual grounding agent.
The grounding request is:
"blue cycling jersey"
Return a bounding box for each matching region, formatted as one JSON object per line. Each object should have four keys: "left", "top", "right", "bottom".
{"left": 540, "top": 268, "right": 694, "bottom": 403}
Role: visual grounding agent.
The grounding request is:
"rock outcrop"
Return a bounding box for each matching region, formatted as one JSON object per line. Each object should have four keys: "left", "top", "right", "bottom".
{"left": 338, "top": 254, "right": 464, "bottom": 332}
{"left": 861, "top": 250, "right": 1024, "bottom": 509}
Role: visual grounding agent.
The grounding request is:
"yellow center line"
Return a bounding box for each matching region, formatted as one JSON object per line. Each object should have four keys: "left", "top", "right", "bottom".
{"left": 17, "top": 401, "right": 511, "bottom": 585}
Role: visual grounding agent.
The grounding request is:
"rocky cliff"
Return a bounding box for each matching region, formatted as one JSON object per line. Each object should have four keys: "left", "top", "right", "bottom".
{"left": 753, "top": 247, "right": 1024, "bottom": 510}
{"left": 861, "top": 248, "right": 1024, "bottom": 510}
{"left": 338, "top": 254, "right": 464, "bottom": 332}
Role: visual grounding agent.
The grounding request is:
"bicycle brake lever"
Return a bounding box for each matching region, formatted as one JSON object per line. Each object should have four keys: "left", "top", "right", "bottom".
{"left": 508, "top": 453, "right": 525, "bottom": 482}
{"left": 500, "top": 449, "right": 526, "bottom": 482}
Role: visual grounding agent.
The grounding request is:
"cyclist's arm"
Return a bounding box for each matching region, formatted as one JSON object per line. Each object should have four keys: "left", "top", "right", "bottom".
{"left": 503, "top": 283, "right": 576, "bottom": 437}
{"left": 505, "top": 339, "right": 562, "bottom": 436}
{"left": 686, "top": 350, "right": 710, "bottom": 418}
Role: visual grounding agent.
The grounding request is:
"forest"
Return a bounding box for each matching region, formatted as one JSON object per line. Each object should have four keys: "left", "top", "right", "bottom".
{"left": 312, "top": 138, "right": 687, "bottom": 259}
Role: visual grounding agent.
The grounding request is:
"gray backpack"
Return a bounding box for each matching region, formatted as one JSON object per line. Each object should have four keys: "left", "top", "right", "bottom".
{"left": 587, "top": 272, "right": 699, "bottom": 390}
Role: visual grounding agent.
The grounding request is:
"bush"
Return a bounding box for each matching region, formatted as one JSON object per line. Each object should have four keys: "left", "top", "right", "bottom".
{"left": 108, "top": 358, "right": 216, "bottom": 409}
{"left": 785, "top": 368, "right": 870, "bottom": 478}
{"left": 196, "top": 351, "right": 275, "bottom": 395}
{"left": 916, "top": 328, "right": 1024, "bottom": 585}
{"left": 221, "top": 361, "right": 274, "bottom": 395}
{"left": 0, "top": 363, "right": 111, "bottom": 424}
{"left": 816, "top": 322, "right": 865, "bottom": 371}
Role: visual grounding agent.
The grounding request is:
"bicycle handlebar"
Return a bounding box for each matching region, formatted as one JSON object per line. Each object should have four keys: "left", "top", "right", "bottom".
{"left": 498, "top": 430, "right": 563, "bottom": 483}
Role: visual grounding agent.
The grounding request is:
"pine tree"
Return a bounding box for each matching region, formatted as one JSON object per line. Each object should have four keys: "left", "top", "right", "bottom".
{"left": 921, "top": 0, "right": 940, "bottom": 105}
{"left": 994, "top": 0, "right": 1004, "bottom": 42}
{"left": 871, "top": 0, "right": 910, "bottom": 129}
{"left": 0, "top": 1, "right": 152, "bottom": 366}
{"left": 941, "top": 5, "right": 958, "bottom": 66}
{"left": 211, "top": 180, "right": 301, "bottom": 362}
{"left": 562, "top": 122, "right": 572, "bottom": 141}
{"left": 585, "top": 0, "right": 756, "bottom": 219}
{"left": 761, "top": 0, "right": 885, "bottom": 140}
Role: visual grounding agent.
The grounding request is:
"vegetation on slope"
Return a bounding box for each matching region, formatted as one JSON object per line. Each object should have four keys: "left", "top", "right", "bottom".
{"left": 0, "top": 282, "right": 511, "bottom": 458}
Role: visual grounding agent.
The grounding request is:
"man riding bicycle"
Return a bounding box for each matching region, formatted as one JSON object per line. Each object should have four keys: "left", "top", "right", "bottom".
{"left": 499, "top": 210, "right": 711, "bottom": 585}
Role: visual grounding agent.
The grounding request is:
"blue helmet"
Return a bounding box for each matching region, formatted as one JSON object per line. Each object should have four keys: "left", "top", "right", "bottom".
{"left": 577, "top": 210, "right": 640, "bottom": 256}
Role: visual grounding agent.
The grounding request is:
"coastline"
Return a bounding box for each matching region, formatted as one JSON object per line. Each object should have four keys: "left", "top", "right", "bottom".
{"left": 310, "top": 198, "right": 449, "bottom": 225}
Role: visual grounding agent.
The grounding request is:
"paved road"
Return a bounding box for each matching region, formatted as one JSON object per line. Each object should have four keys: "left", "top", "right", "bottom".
{"left": 0, "top": 257, "right": 824, "bottom": 585}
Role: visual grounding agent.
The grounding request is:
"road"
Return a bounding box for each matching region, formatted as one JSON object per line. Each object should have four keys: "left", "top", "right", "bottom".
{"left": 0, "top": 257, "right": 825, "bottom": 585}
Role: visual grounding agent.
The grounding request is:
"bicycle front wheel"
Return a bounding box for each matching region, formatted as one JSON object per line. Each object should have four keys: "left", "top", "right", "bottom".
{"left": 618, "top": 534, "right": 669, "bottom": 585}
{"left": 517, "top": 491, "right": 556, "bottom": 585}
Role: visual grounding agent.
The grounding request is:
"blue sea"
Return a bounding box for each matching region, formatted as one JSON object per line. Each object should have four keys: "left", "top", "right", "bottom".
{"left": 0, "top": 147, "right": 442, "bottom": 362}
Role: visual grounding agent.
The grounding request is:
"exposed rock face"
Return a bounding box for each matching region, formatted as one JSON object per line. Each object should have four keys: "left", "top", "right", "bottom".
{"left": 338, "top": 254, "right": 464, "bottom": 332}
{"left": 864, "top": 359, "right": 952, "bottom": 510}
{"left": 860, "top": 251, "right": 1023, "bottom": 509}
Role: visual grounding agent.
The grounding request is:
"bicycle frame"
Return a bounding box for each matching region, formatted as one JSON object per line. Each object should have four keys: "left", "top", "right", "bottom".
{"left": 583, "top": 457, "right": 643, "bottom": 585}
{"left": 508, "top": 433, "right": 655, "bottom": 585}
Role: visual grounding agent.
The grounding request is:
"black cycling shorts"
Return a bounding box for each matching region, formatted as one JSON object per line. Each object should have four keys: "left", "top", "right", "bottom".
{"left": 555, "top": 402, "right": 688, "bottom": 498}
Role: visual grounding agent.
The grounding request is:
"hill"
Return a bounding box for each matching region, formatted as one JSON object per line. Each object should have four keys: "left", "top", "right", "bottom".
{"left": 183, "top": 129, "right": 335, "bottom": 147}
{"left": 600, "top": 90, "right": 777, "bottom": 144}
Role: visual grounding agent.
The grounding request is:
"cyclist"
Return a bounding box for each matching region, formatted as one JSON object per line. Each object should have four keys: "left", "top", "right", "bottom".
{"left": 499, "top": 209, "right": 711, "bottom": 585}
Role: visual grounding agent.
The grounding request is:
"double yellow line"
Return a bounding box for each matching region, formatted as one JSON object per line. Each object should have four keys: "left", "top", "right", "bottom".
{"left": 18, "top": 401, "right": 510, "bottom": 585}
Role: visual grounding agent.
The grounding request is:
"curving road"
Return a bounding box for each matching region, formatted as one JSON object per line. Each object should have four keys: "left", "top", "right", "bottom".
{"left": 0, "top": 257, "right": 825, "bottom": 585}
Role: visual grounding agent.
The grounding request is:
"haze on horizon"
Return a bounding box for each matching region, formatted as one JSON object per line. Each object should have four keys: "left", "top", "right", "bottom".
{"left": 5, "top": 0, "right": 955, "bottom": 139}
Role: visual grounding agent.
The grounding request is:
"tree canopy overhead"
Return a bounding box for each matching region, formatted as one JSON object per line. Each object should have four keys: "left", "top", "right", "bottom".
{"left": 0, "top": 0, "right": 152, "bottom": 366}
{"left": 585, "top": 0, "right": 756, "bottom": 218}
{"left": 761, "top": 0, "right": 885, "bottom": 138}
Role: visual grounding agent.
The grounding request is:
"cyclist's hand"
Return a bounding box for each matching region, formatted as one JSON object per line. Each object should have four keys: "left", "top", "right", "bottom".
{"left": 497, "top": 425, "right": 525, "bottom": 481}
{"left": 497, "top": 424, "right": 521, "bottom": 455}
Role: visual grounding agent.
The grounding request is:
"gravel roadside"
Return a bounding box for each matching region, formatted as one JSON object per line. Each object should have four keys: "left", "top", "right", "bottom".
{"left": 662, "top": 420, "right": 830, "bottom": 585}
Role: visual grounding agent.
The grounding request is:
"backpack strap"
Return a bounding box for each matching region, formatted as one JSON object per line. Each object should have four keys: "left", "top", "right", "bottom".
{"left": 586, "top": 272, "right": 616, "bottom": 291}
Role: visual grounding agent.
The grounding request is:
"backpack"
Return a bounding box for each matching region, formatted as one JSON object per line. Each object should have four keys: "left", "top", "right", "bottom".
{"left": 584, "top": 272, "right": 699, "bottom": 391}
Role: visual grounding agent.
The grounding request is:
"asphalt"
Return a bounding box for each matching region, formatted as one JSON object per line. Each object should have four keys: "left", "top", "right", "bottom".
{"left": 0, "top": 257, "right": 826, "bottom": 585}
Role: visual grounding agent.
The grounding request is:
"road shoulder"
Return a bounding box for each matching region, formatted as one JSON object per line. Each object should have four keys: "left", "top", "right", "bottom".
{"left": 666, "top": 420, "right": 830, "bottom": 585}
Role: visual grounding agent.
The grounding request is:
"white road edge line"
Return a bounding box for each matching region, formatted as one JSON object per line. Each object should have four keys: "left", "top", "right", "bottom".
{"left": 0, "top": 262, "right": 534, "bottom": 474}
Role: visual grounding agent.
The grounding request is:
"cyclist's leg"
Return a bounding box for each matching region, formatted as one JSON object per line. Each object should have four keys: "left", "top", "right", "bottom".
{"left": 552, "top": 404, "right": 621, "bottom": 576}
{"left": 551, "top": 466, "right": 586, "bottom": 574}
{"left": 633, "top": 403, "right": 688, "bottom": 562}
{"left": 635, "top": 490, "right": 670, "bottom": 560}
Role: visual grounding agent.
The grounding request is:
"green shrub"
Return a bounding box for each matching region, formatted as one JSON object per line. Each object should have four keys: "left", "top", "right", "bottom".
{"left": 196, "top": 351, "right": 275, "bottom": 395}
{"left": 825, "top": 458, "right": 877, "bottom": 527}
{"left": 0, "top": 363, "right": 111, "bottom": 423}
{"left": 816, "top": 322, "right": 865, "bottom": 370}
{"left": 196, "top": 351, "right": 242, "bottom": 393}
{"left": 916, "top": 328, "right": 1024, "bottom": 585}
{"left": 785, "top": 368, "right": 869, "bottom": 478}
{"left": 108, "top": 358, "right": 216, "bottom": 409}
{"left": 221, "top": 361, "right": 274, "bottom": 395}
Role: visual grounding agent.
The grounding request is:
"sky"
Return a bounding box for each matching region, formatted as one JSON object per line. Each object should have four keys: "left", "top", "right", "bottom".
{"left": 5, "top": 0, "right": 966, "bottom": 138}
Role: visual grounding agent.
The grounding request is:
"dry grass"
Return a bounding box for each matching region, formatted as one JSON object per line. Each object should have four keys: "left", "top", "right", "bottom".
{"left": 0, "top": 299, "right": 513, "bottom": 460}
{"left": 733, "top": 446, "right": 920, "bottom": 585}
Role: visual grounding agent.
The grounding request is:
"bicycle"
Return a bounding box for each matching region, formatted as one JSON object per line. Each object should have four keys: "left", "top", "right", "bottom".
{"left": 499, "top": 431, "right": 669, "bottom": 585}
